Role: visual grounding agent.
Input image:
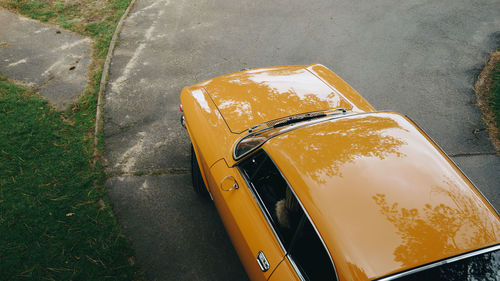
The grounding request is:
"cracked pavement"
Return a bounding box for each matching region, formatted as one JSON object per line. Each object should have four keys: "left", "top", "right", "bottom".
{"left": 103, "top": 0, "right": 500, "bottom": 280}
{"left": 0, "top": 9, "right": 92, "bottom": 110}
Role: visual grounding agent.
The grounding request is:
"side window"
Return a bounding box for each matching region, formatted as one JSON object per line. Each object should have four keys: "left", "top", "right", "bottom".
{"left": 288, "top": 216, "right": 337, "bottom": 281}
{"left": 238, "top": 149, "right": 295, "bottom": 246}
{"left": 239, "top": 150, "right": 337, "bottom": 281}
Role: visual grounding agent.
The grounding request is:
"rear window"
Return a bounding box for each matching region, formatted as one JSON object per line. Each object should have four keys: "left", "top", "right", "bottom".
{"left": 387, "top": 247, "right": 499, "bottom": 281}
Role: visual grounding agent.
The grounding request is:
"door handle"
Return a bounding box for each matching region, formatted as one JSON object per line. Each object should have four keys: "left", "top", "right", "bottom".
{"left": 256, "top": 251, "right": 270, "bottom": 272}
{"left": 220, "top": 175, "right": 239, "bottom": 191}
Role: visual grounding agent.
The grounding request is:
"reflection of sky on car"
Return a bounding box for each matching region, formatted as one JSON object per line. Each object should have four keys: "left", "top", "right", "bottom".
{"left": 217, "top": 100, "right": 252, "bottom": 118}
{"left": 265, "top": 113, "right": 500, "bottom": 280}
{"left": 374, "top": 181, "right": 500, "bottom": 269}
{"left": 245, "top": 71, "right": 345, "bottom": 108}
{"left": 191, "top": 89, "right": 211, "bottom": 113}
{"left": 200, "top": 66, "right": 352, "bottom": 132}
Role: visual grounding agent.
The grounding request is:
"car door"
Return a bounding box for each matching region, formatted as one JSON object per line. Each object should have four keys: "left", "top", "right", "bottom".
{"left": 207, "top": 158, "right": 284, "bottom": 281}
{"left": 233, "top": 149, "right": 338, "bottom": 281}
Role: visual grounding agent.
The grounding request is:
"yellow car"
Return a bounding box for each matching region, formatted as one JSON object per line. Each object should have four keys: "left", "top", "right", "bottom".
{"left": 180, "top": 64, "right": 500, "bottom": 281}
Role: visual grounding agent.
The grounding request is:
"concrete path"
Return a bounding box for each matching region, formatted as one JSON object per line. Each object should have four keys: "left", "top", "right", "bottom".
{"left": 0, "top": 9, "right": 91, "bottom": 110}
{"left": 104, "top": 0, "right": 500, "bottom": 280}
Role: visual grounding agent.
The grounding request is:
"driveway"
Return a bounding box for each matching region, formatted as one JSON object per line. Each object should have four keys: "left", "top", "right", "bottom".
{"left": 103, "top": 0, "right": 500, "bottom": 280}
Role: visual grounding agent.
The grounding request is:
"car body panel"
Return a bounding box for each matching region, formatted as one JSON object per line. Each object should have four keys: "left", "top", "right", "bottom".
{"left": 180, "top": 86, "right": 239, "bottom": 169}
{"left": 180, "top": 65, "right": 500, "bottom": 281}
{"left": 196, "top": 64, "right": 370, "bottom": 134}
{"left": 263, "top": 112, "right": 500, "bottom": 280}
{"left": 207, "top": 159, "right": 285, "bottom": 281}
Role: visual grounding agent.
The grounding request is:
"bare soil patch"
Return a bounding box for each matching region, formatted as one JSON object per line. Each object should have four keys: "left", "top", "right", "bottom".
{"left": 474, "top": 50, "right": 500, "bottom": 153}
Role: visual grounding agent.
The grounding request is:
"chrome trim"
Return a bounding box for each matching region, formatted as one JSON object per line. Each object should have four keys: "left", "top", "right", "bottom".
{"left": 229, "top": 111, "right": 394, "bottom": 168}
{"left": 256, "top": 251, "right": 270, "bottom": 272}
{"left": 248, "top": 108, "right": 347, "bottom": 134}
{"left": 237, "top": 149, "right": 339, "bottom": 281}
{"left": 376, "top": 244, "right": 500, "bottom": 281}
{"left": 236, "top": 166, "right": 287, "bottom": 254}
{"left": 287, "top": 255, "right": 306, "bottom": 281}
{"left": 180, "top": 114, "right": 186, "bottom": 128}
{"left": 233, "top": 111, "right": 357, "bottom": 161}
{"left": 220, "top": 175, "right": 239, "bottom": 191}
{"left": 265, "top": 150, "right": 340, "bottom": 281}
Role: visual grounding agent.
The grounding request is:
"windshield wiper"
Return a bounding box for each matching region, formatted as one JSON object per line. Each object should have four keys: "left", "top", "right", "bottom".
{"left": 236, "top": 108, "right": 350, "bottom": 160}
{"left": 247, "top": 108, "right": 348, "bottom": 133}
{"left": 272, "top": 113, "right": 326, "bottom": 128}
{"left": 272, "top": 108, "right": 347, "bottom": 128}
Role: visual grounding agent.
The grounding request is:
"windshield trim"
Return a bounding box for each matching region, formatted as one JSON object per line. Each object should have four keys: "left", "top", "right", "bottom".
{"left": 233, "top": 110, "right": 364, "bottom": 161}
{"left": 247, "top": 108, "right": 347, "bottom": 134}
{"left": 375, "top": 244, "right": 500, "bottom": 281}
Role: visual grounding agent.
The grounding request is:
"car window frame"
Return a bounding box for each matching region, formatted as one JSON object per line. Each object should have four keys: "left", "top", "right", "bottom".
{"left": 237, "top": 149, "right": 339, "bottom": 281}
{"left": 375, "top": 244, "right": 500, "bottom": 281}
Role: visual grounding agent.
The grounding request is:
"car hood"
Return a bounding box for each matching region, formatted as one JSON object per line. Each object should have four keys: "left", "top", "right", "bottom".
{"left": 196, "top": 65, "right": 354, "bottom": 133}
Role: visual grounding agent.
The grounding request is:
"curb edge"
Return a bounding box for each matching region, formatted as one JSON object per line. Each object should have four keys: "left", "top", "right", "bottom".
{"left": 93, "top": 0, "right": 138, "bottom": 165}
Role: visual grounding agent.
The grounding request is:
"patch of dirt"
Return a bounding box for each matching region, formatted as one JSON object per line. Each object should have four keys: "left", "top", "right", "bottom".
{"left": 474, "top": 50, "right": 500, "bottom": 154}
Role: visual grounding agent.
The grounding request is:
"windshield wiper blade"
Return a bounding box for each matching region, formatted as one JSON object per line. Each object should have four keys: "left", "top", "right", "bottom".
{"left": 236, "top": 108, "right": 351, "bottom": 160}
{"left": 247, "top": 108, "right": 348, "bottom": 133}
{"left": 272, "top": 113, "right": 326, "bottom": 128}
{"left": 272, "top": 108, "right": 347, "bottom": 128}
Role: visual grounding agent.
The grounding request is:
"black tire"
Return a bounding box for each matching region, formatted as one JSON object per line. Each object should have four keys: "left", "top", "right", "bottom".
{"left": 191, "top": 145, "right": 209, "bottom": 197}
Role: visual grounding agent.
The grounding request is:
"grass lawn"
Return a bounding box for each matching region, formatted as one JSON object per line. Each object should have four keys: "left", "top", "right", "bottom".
{"left": 491, "top": 55, "right": 500, "bottom": 137}
{"left": 0, "top": 76, "right": 140, "bottom": 279}
{"left": 0, "top": 0, "right": 143, "bottom": 280}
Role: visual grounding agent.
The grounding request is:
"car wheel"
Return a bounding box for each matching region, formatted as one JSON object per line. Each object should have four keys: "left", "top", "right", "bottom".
{"left": 191, "top": 145, "right": 209, "bottom": 197}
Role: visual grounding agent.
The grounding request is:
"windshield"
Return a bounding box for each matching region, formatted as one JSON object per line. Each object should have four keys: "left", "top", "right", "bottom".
{"left": 379, "top": 245, "right": 500, "bottom": 281}
{"left": 233, "top": 109, "right": 352, "bottom": 160}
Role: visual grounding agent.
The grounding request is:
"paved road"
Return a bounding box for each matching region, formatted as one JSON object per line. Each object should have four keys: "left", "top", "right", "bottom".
{"left": 104, "top": 0, "right": 500, "bottom": 280}
{"left": 0, "top": 9, "right": 91, "bottom": 110}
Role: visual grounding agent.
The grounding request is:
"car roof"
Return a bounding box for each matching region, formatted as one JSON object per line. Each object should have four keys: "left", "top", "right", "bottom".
{"left": 197, "top": 65, "right": 356, "bottom": 133}
{"left": 263, "top": 112, "right": 500, "bottom": 281}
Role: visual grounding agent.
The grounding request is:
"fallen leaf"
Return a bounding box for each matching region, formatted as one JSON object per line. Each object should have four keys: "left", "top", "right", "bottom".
{"left": 97, "top": 199, "right": 105, "bottom": 210}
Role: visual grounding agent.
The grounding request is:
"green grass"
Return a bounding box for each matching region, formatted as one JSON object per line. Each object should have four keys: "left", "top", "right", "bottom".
{"left": 0, "top": 76, "right": 141, "bottom": 280}
{"left": 0, "top": 0, "right": 143, "bottom": 280}
{"left": 491, "top": 57, "right": 500, "bottom": 137}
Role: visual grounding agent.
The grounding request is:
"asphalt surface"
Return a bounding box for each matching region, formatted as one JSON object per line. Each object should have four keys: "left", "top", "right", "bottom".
{"left": 0, "top": 9, "right": 91, "bottom": 110}
{"left": 103, "top": 0, "right": 500, "bottom": 280}
{"left": 107, "top": 174, "right": 248, "bottom": 280}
